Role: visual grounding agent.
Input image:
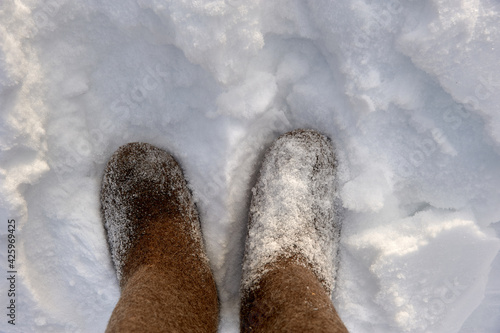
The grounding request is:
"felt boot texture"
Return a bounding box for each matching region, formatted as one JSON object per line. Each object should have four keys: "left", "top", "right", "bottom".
{"left": 241, "top": 258, "right": 348, "bottom": 333}
{"left": 240, "top": 129, "right": 348, "bottom": 332}
{"left": 101, "top": 142, "right": 218, "bottom": 333}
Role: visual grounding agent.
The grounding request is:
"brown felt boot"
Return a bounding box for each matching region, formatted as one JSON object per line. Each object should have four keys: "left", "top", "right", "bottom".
{"left": 101, "top": 142, "right": 219, "bottom": 333}
{"left": 240, "top": 129, "right": 348, "bottom": 333}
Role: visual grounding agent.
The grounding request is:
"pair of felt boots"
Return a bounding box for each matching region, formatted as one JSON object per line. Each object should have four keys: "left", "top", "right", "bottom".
{"left": 101, "top": 129, "right": 348, "bottom": 332}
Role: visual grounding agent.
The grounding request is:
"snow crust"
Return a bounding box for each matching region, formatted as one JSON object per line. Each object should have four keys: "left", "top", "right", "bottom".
{"left": 1, "top": 0, "right": 500, "bottom": 332}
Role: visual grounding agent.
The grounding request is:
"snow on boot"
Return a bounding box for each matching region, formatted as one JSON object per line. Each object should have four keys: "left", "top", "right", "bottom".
{"left": 101, "top": 142, "right": 218, "bottom": 332}
{"left": 240, "top": 129, "right": 346, "bottom": 332}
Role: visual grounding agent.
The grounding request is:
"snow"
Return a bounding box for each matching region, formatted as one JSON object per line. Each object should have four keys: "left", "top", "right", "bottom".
{"left": 0, "top": 0, "right": 499, "bottom": 332}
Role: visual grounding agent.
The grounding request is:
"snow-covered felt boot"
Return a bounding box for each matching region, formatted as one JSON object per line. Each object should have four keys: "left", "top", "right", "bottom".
{"left": 240, "top": 129, "right": 348, "bottom": 333}
{"left": 101, "top": 142, "right": 218, "bottom": 333}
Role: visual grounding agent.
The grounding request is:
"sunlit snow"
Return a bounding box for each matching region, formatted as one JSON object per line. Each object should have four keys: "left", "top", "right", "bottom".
{"left": 1, "top": 1, "right": 500, "bottom": 332}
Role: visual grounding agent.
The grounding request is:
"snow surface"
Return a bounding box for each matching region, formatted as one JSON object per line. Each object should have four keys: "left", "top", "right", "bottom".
{"left": 1, "top": 0, "right": 500, "bottom": 332}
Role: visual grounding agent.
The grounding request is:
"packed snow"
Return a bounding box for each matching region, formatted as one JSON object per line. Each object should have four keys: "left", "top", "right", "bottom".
{"left": 1, "top": 0, "right": 500, "bottom": 332}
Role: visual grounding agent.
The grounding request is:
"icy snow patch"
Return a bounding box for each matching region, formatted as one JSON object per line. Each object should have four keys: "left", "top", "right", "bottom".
{"left": 339, "top": 209, "right": 500, "bottom": 332}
